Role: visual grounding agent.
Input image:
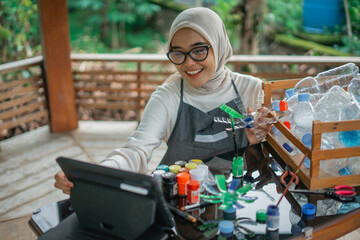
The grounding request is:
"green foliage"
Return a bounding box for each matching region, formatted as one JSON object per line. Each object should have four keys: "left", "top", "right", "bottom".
{"left": 348, "top": 0, "right": 360, "bottom": 35}
{"left": 0, "top": 0, "right": 39, "bottom": 63}
{"left": 212, "top": 0, "right": 240, "bottom": 48}
{"left": 264, "top": 0, "right": 302, "bottom": 35}
{"left": 67, "top": 0, "right": 161, "bottom": 52}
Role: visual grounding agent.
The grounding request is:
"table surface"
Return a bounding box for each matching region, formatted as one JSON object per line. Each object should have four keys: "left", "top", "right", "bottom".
{"left": 28, "top": 142, "right": 360, "bottom": 240}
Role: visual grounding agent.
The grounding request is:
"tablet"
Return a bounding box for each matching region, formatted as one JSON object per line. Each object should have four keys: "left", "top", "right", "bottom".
{"left": 56, "top": 156, "right": 175, "bottom": 240}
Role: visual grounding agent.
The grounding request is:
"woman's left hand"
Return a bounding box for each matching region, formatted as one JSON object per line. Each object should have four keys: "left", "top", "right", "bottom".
{"left": 245, "top": 107, "right": 273, "bottom": 144}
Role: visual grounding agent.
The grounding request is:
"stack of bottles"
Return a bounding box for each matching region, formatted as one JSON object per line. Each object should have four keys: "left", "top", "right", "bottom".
{"left": 271, "top": 63, "right": 360, "bottom": 176}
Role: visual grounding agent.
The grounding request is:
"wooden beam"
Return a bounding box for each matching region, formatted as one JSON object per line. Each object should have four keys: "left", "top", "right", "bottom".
{"left": 37, "top": 0, "right": 78, "bottom": 132}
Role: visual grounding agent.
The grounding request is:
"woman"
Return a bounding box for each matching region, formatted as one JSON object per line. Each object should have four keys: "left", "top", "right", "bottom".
{"left": 55, "top": 7, "right": 268, "bottom": 194}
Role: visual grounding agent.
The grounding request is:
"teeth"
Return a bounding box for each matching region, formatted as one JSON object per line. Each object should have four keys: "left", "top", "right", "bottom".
{"left": 186, "top": 69, "right": 202, "bottom": 75}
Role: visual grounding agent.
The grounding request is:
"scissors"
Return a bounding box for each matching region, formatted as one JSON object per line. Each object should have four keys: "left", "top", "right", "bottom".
{"left": 289, "top": 185, "right": 356, "bottom": 202}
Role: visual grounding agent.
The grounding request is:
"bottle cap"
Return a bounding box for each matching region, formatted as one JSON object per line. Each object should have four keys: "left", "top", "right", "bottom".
{"left": 174, "top": 160, "right": 186, "bottom": 167}
{"left": 156, "top": 164, "right": 169, "bottom": 172}
{"left": 298, "top": 93, "right": 311, "bottom": 102}
{"left": 302, "top": 203, "right": 316, "bottom": 216}
{"left": 185, "top": 163, "right": 197, "bottom": 170}
{"left": 169, "top": 164, "right": 181, "bottom": 174}
{"left": 279, "top": 100, "right": 288, "bottom": 111}
{"left": 187, "top": 180, "right": 200, "bottom": 190}
{"left": 302, "top": 133, "right": 312, "bottom": 148}
{"left": 223, "top": 207, "right": 236, "bottom": 220}
{"left": 256, "top": 209, "right": 267, "bottom": 223}
{"left": 272, "top": 100, "right": 280, "bottom": 111}
{"left": 232, "top": 156, "right": 244, "bottom": 177}
{"left": 189, "top": 159, "right": 204, "bottom": 165}
{"left": 285, "top": 88, "right": 295, "bottom": 99}
{"left": 177, "top": 172, "right": 190, "bottom": 183}
{"left": 152, "top": 169, "right": 165, "bottom": 177}
{"left": 283, "top": 121, "right": 291, "bottom": 129}
{"left": 189, "top": 168, "right": 205, "bottom": 181}
{"left": 162, "top": 172, "right": 177, "bottom": 183}
{"left": 179, "top": 167, "right": 190, "bottom": 173}
{"left": 218, "top": 220, "right": 234, "bottom": 234}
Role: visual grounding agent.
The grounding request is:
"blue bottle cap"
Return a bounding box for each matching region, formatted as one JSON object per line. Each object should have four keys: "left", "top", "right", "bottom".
{"left": 272, "top": 100, "right": 280, "bottom": 111}
{"left": 339, "top": 166, "right": 352, "bottom": 176}
{"left": 302, "top": 133, "right": 312, "bottom": 148}
{"left": 302, "top": 203, "right": 316, "bottom": 216}
{"left": 219, "top": 220, "right": 234, "bottom": 234}
{"left": 282, "top": 142, "right": 294, "bottom": 153}
{"left": 285, "top": 88, "right": 295, "bottom": 99}
{"left": 298, "top": 93, "right": 311, "bottom": 102}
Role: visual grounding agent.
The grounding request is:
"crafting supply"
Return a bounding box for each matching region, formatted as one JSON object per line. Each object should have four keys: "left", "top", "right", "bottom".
{"left": 218, "top": 220, "right": 234, "bottom": 238}
{"left": 162, "top": 172, "right": 178, "bottom": 199}
{"left": 169, "top": 164, "right": 181, "bottom": 174}
{"left": 256, "top": 209, "right": 266, "bottom": 224}
{"left": 156, "top": 164, "right": 169, "bottom": 172}
{"left": 177, "top": 172, "right": 190, "bottom": 197}
{"left": 266, "top": 205, "right": 279, "bottom": 231}
{"left": 175, "top": 160, "right": 187, "bottom": 167}
{"left": 187, "top": 180, "right": 200, "bottom": 204}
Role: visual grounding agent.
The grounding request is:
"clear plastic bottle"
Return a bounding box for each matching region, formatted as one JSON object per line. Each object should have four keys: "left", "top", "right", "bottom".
{"left": 338, "top": 157, "right": 360, "bottom": 175}
{"left": 338, "top": 101, "right": 360, "bottom": 147}
{"left": 273, "top": 124, "right": 298, "bottom": 156}
{"left": 314, "top": 85, "right": 353, "bottom": 122}
{"left": 294, "top": 63, "right": 359, "bottom": 94}
{"left": 283, "top": 88, "right": 298, "bottom": 114}
{"left": 348, "top": 77, "right": 360, "bottom": 103}
{"left": 293, "top": 93, "right": 314, "bottom": 139}
{"left": 301, "top": 133, "right": 312, "bottom": 169}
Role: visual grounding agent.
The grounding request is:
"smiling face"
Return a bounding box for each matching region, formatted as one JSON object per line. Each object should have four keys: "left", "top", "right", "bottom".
{"left": 170, "top": 28, "right": 215, "bottom": 88}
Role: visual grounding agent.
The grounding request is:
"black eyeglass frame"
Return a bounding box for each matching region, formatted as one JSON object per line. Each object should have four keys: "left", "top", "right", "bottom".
{"left": 166, "top": 44, "right": 212, "bottom": 65}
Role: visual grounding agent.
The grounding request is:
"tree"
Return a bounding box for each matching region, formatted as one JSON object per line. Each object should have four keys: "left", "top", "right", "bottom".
{"left": 0, "top": 0, "right": 39, "bottom": 63}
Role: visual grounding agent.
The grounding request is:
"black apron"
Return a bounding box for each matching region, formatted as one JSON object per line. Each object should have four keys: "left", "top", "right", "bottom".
{"left": 161, "top": 79, "right": 249, "bottom": 168}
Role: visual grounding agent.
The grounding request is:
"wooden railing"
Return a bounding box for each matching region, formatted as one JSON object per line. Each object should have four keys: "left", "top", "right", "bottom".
{"left": 1, "top": 54, "right": 360, "bottom": 139}
{"left": 0, "top": 56, "right": 49, "bottom": 140}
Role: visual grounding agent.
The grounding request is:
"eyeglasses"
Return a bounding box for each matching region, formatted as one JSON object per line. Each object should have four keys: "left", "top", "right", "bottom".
{"left": 167, "top": 45, "right": 212, "bottom": 65}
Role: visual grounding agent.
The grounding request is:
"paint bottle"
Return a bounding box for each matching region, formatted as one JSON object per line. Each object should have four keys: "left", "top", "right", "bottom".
{"left": 169, "top": 164, "right": 181, "bottom": 174}
{"left": 218, "top": 220, "right": 234, "bottom": 239}
{"left": 175, "top": 160, "right": 187, "bottom": 167}
{"left": 187, "top": 180, "right": 200, "bottom": 204}
{"left": 177, "top": 172, "right": 190, "bottom": 197}
{"left": 162, "top": 172, "right": 178, "bottom": 199}
{"left": 232, "top": 156, "right": 244, "bottom": 188}
{"left": 152, "top": 169, "right": 165, "bottom": 191}
{"left": 266, "top": 205, "right": 279, "bottom": 231}
{"left": 156, "top": 164, "right": 169, "bottom": 172}
{"left": 189, "top": 168, "right": 206, "bottom": 193}
{"left": 185, "top": 162, "right": 197, "bottom": 171}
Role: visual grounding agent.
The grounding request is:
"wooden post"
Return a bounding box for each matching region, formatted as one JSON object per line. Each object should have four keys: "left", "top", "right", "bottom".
{"left": 37, "top": 0, "right": 78, "bottom": 132}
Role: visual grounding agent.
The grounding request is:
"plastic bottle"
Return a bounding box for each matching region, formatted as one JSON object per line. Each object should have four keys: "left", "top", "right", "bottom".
{"left": 302, "top": 133, "right": 312, "bottom": 169}
{"left": 293, "top": 93, "right": 314, "bottom": 139}
{"left": 218, "top": 220, "right": 234, "bottom": 240}
{"left": 177, "top": 172, "right": 190, "bottom": 197}
{"left": 338, "top": 157, "right": 360, "bottom": 175}
{"left": 189, "top": 168, "right": 205, "bottom": 193}
{"left": 284, "top": 88, "right": 298, "bottom": 114}
{"left": 187, "top": 180, "right": 200, "bottom": 204}
{"left": 338, "top": 101, "right": 360, "bottom": 147}
{"left": 314, "top": 85, "right": 353, "bottom": 122}
{"left": 348, "top": 77, "right": 360, "bottom": 103}
{"left": 162, "top": 172, "right": 178, "bottom": 199}
{"left": 273, "top": 124, "right": 297, "bottom": 156}
{"left": 266, "top": 205, "right": 280, "bottom": 240}
{"left": 294, "top": 63, "right": 359, "bottom": 94}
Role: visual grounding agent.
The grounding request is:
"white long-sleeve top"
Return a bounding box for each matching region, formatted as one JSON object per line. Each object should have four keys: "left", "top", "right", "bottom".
{"left": 101, "top": 72, "right": 263, "bottom": 173}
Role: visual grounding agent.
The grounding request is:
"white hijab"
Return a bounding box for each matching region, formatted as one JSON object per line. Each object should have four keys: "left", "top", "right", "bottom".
{"left": 167, "top": 7, "right": 233, "bottom": 92}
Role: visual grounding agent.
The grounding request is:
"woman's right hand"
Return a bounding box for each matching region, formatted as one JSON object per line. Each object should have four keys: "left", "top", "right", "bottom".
{"left": 54, "top": 171, "right": 73, "bottom": 195}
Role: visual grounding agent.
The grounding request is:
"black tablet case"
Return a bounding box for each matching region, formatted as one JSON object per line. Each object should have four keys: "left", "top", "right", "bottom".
{"left": 39, "top": 157, "right": 174, "bottom": 240}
